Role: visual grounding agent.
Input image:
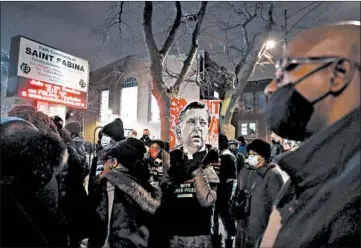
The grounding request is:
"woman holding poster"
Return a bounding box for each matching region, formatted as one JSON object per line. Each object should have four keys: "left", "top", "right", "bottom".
{"left": 162, "top": 101, "right": 220, "bottom": 248}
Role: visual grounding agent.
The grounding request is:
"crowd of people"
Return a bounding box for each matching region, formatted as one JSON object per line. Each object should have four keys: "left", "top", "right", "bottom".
{"left": 1, "top": 21, "right": 360, "bottom": 248}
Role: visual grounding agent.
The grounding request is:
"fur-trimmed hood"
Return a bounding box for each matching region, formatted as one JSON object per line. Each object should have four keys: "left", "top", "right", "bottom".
{"left": 101, "top": 169, "right": 161, "bottom": 214}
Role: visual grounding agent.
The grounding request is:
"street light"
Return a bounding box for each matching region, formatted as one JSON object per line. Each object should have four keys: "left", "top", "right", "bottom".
{"left": 265, "top": 40, "right": 276, "bottom": 50}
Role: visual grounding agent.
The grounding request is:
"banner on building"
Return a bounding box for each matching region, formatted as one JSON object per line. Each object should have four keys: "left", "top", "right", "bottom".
{"left": 169, "top": 98, "right": 221, "bottom": 150}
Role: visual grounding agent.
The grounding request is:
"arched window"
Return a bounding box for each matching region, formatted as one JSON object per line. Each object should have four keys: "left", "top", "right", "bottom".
{"left": 121, "top": 76, "right": 138, "bottom": 124}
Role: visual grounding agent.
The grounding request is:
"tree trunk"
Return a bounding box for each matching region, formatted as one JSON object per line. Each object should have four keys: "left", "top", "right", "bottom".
{"left": 152, "top": 74, "right": 171, "bottom": 141}
{"left": 221, "top": 89, "right": 237, "bottom": 126}
{"left": 157, "top": 94, "right": 171, "bottom": 141}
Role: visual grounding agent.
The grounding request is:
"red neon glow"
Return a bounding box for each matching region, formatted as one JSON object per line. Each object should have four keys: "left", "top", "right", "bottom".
{"left": 19, "top": 79, "right": 88, "bottom": 109}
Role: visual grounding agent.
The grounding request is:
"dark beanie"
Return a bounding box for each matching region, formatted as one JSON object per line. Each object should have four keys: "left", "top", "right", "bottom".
{"left": 102, "top": 118, "right": 125, "bottom": 142}
{"left": 65, "top": 121, "right": 81, "bottom": 136}
{"left": 247, "top": 139, "right": 271, "bottom": 161}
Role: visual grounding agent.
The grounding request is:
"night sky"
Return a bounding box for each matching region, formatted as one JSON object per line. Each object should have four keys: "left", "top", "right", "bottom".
{"left": 1, "top": 1, "right": 360, "bottom": 80}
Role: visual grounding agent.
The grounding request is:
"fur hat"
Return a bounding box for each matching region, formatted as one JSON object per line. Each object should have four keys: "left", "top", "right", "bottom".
{"left": 65, "top": 121, "right": 81, "bottom": 136}
{"left": 247, "top": 139, "right": 271, "bottom": 161}
{"left": 102, "top": 118, "right": 124, "bottom": 142}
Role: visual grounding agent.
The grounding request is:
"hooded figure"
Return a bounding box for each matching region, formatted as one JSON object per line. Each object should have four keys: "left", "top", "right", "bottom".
{"left": 0, "top": 129, "right": 69, "bottom": 247}
{"left": 88, "top": 138, "right": 161, "bottom": 248}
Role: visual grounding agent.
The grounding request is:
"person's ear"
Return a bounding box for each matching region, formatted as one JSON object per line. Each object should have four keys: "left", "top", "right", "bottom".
{"left": 329, "top": 59, "right": 355, "bottom": 95}
{"left": 111, "top": 158, "right": 118, "bottom": 168}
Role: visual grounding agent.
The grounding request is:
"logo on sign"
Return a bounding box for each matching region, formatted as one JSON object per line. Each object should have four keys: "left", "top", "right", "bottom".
{"left": 20, "top": 63, "right": 31, "bottom": 74}
{"left": 79, "top": 79, "right": 86, "bottom": 88}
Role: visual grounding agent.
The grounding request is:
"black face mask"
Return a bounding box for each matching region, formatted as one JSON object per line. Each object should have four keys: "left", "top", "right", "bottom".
{"left": 266, "top": 57, "right": 357, "bottom": 141}
{"left": 265, "top": 84, "right": 314, "bottom": 141}
{"left": 265, "top": 61, "right": 340, "bottom": 141}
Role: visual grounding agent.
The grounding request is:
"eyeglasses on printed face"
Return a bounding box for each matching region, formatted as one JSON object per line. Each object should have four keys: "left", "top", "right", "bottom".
{"left": 275, "top": 56, "right": 361, "bottom": 85}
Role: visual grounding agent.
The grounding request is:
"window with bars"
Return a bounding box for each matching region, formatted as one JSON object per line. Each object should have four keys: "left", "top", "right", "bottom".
{"left": 123, "top": 76, "right": 138, "bottom": 88}
{"left": 240, "top": 122, "right": 257, "bottom": 136}
{"left": 121, "top": 77, "right": 138, "bottom": 124}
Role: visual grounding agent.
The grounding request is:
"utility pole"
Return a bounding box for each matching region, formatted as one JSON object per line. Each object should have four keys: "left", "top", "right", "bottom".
{"left": 284, "top": 9, "right": 288, "bottom": 53}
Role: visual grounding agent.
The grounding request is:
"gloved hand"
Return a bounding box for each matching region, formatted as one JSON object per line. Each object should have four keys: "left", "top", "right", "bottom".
{"left": 185, "top": 158, "right": 202, "bottom": 176}
{"left": 202, "top": 148, "right": 219, "bottom": 168}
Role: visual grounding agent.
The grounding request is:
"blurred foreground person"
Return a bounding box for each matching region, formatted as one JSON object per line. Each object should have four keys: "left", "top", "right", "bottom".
{"left": 88, "top": 138, "right": 161, "bottom": 248}
{"left": 8, "top": 105, "right": 59, "bottom": 135}
{"left": 261, "top": 21, "right": 361, "bottom": 248}
{"left": 233, "top": 139, "right": 283, "bottom": 248}
{"left": 1, "top": 119, "right": 69, "bottom": 247}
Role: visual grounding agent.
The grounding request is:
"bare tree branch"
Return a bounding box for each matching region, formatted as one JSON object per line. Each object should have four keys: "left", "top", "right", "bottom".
{"left": 172, "top": 1, "right": 208, "bottom": 94}
{"left": 143, "top": 2, "right": 159, "bottom": 58}
{"left": 159, "top": 2, "right": 182, "bottom": 57}
{"left": 118, "top": 2, "right": 125, "bottom": 33}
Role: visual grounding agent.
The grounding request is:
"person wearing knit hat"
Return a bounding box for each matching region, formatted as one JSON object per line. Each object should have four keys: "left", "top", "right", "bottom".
{"left": 246, "top": 139, "right": 272, "bottom": 167}
{"left": 65, "top": 121, "right": 82, "bottom": 137}
{"left": 234, "top": 139, "right": 284, "bottom": 248}
{"left": 88, "top": 118, "right": 125, "bottom": 212}
{"left": 102, "top": 118, "right": 125, "bottom": 142}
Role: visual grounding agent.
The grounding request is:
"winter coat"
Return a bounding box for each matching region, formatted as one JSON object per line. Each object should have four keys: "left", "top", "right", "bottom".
{"left": 216, "top": 149, "right": 237, "bottom": 209}
{"left": 145, "top": 150, "right": 171, "bottom": 186}
{"left": 260, "top": 107, "right": 361, "bottom": 248}
{"left": 58, "top": 143, "right": 91, "bottom": 245}
{"left": 236, "top": 163, "right": 283, "bottom": 247}
{"left": 88, "top": 168, "right": 161, "bottom": 248}
{"left": 72, "top": 136, "right": 87, "bottom": 158}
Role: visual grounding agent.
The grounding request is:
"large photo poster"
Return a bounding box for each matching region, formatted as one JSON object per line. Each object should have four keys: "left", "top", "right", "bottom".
{"left": 169, "top": 98, "right": 221, "bottom": 150}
